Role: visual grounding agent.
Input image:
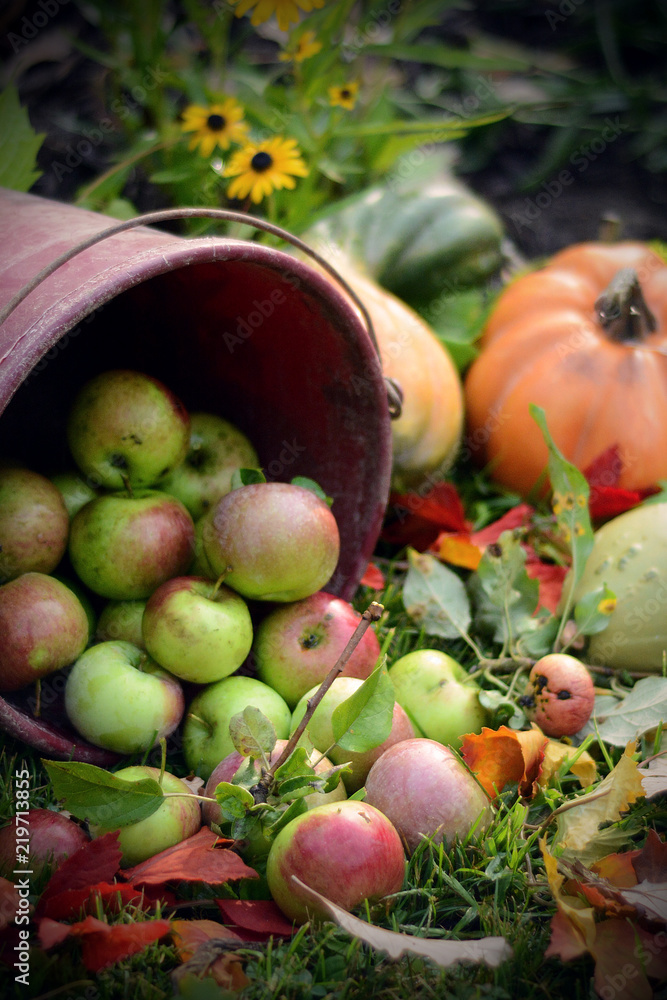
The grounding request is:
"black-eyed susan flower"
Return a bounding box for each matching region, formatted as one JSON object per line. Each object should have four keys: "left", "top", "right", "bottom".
{"left": 328, "top": 81, "right": 360, "bottom": 110}
{"left": 229, "top": 0, "right": 325, "bottom": 33}
{"left": 279, "top": 30, "right": 322, "bottom": 63}
{"left": 181, "top": 99, "right": 248, "bottom": 157}
{"left": 224, "top": 136, "right": 308, "bottom": 203}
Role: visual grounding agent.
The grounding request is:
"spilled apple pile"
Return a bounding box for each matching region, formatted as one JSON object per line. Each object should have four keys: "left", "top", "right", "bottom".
{"left": 0, "top": 367, "right": 500, "bottom": 927}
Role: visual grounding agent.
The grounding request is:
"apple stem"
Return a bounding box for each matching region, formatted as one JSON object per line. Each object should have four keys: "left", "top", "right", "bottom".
{"left": 210, "top": 569, "right": 231, "bottom": 599}
{"left": 121, "top": 472, "right": 134, "bottom": 497}
{"left": 252, "top": 601, "right": 384, "bottom": 800}
{"left": 186, "top": 712, "right": 213, "bottom": 733}
{"left": 158, "top": 737, "right": 167, "bottom": 785}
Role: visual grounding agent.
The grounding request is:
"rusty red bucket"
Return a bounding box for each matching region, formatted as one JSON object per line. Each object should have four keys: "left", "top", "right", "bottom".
{"left": 0, "top": 188, "right": 394, "bottom": 761}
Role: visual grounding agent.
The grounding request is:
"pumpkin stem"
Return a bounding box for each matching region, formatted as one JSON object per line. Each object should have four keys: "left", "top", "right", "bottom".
{"left": 595, "top": 267, "right": 657, "bottom": 343}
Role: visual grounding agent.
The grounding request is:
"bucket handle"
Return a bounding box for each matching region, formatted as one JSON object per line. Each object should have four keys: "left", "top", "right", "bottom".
{"left": 0, "top": 207, "right": 403, "bottom": 419}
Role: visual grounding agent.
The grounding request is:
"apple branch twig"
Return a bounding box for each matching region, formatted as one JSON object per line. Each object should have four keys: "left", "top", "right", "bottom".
{"left": 251, "top": 601, "right": 384, "bottom": 802}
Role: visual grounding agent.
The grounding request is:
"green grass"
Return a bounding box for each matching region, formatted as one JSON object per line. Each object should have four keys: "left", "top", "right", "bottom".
{"left": 1, "top": 561, "right": 666, "bottom": 1000}
{"left": 3, "top": 734, "right": 659, "bottom": 1000}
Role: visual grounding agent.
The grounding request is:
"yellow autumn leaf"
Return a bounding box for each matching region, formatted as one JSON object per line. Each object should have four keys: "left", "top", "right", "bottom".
{"left": 539, "top": 838, "right": 597, "bottom": 950}
{"left": 554, "top": 742, "right": 645, "bottom": 858}
{"left": 539, "top": 740, "right": 598, "bottom": 789}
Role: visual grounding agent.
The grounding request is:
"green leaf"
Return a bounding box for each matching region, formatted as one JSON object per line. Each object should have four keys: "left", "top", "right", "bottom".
{"left": 229, "top": 707, "right": 277, "bottom": 761}
{"left": 0, "top": 86, "right": 45, "bottom": 192}
{"left": 263, "top": 796, "right": 308, "bottom": 840}
{"left": 478, "top": 690, "right": 526, "bottom": 730}
{"left": 213, "top": 781, "right": 256, "bottom": 822}
{"left": 290, "top": 476, "right": 333, "bottom": 507}
{"left": 331, "top": 661, "right": 395, "bottom": 753}
{"left": 361, "top": 42, "right": 532, "bottom": 73}
{"left": 230, "top": 468, "right": 266, "bottom": 490}
{"left": 515, "top": 615, "right": 560, "bottom": 659}
{"left": 403, "top": 548, "right": 471, "bottom": 640}
{"left": 42, "top": 760, "right": 163, "bottom": 828}
{"left": 273, "top": 746, "right": 320, "bottom": 800}
{"left": 309, "top": 763, "right": 349, "bottom": 795}
{"left": 594, "top": 678, "right": 667, "bottom": 746}
{"left": 573, "top": 584, "right": 616, "bottom": 637}
{"left": 530, "top": 405, "right": 594, "bottom": 593}
{"left": 477, "top": 530, "right": 539, "bottom": 614}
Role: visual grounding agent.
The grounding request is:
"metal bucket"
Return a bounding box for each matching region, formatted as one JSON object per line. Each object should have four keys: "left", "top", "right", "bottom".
{"left": 0, "top": 188, "right": 394, "bottom": 760}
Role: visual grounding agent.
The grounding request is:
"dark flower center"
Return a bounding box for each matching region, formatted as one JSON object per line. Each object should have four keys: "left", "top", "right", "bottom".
{"left": 340, "top": 89, "right": 351, "bottom": 99}
{"left": 251, "top": 151, "right": 273, "bottom": 173}
{"left": 207, "top": 114, "right": 226, "bottom": 131}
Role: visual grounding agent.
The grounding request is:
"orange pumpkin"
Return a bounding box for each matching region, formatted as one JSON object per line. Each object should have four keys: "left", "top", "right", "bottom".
{"left": 464, "top": 241, "right": 667, "bottom": 496}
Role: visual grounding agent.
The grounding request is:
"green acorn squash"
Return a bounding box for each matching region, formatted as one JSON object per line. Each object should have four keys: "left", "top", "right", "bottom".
{"left": 569, "top": 501, "right": 667, "bottom": 672}
{"left": 307, "top": 172, "right": 504, "bottom": 312}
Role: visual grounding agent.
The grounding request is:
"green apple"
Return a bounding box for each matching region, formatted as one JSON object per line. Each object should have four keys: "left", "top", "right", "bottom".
{"left": 290, "top": 677, "right": 416, "bottom": 792}
{"left": 66, "top": 369, "right": 190, "bottom": 490}
{"left": 0, "top": 464, "right": 69, "bottom": 583}
{"left": 68, "top": 489, "right": 194, "bottom": 600}
{"left": 202, "top": 482, "right": 340, "bottom": 602}
{"left": 89, "top": 765, "right": 201, "bottom": 867}
{"left": 182, "top": 675, "right": 292, "bottom": 780}
{"left": 50, "top": 470, "right": 99, "bottom": 519}
{"left": 64, "top": 640, "right": 184, "bottom": 754}
{"left": 96, "top": 599, "right": 146, "bottom": 647}
{"left": 188, "top": 516, "right": 216, "bottom": 579}
{"left": 142, "top": 576, "right": 253, "bottom": 683}
{"left": 387, "top": 649, "right": 488, "bottom": 748}
{"left": 0, "top": 573, "right": 89, "bottom": 692}
{"left": 160, "top": 412, "right": 259, "bottom": 520}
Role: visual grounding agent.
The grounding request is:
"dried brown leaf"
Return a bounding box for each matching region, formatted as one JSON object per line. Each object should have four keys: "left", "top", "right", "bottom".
{"left": 289, "top": 876, "right": 512, "bottom": 968}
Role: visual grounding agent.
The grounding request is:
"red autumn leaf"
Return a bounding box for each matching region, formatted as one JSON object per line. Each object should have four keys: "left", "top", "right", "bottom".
{"left": 121, "top": 828, "right": 257, "bottom": 887}
{"left": 38, "top": 881, "right": 147, "bottom": 922}
{"left": 469, "top": 503, "right": 534, "bottom": 548}
{"left": 216, "top": 899, "right": 295, "bottom": 940}
{"left": 383, "top": 483, "right": 470, "bottom": 550}
{"left": 584, "top": 446, "right": 658, "bottom": 522}
{"left": 584, "top": 445, "right": 624, "bottom": 488}
{"left": 171, "top": 918, "right": 243, "bottom": 961}
{"left": 544, "top": 907, "right": 588, "bottom": 962}
{"left": 593, "top": 850, "right": 641, "bottom": 889}
{"left": 360, "top": 561, "right": 385, "bottom": 590}
{"left": 459, "top": 725, "right": 547, "bottom": 799}
{"left": 38, "top": 913, "right": 171, "bottom": 972}
{"left": 525, "top": 556, "right": 568, "bottom": 614}
{"left": 632, "top": 829, "right": 667, "bottom": 885}
{"left": 591, "top": 917, "right": 667, "bottom": 1000}
{"left": 432, "top": 503, "right": 536, "bottom": 571}
{"left": 38, "top": 831, "right": 122, "bottom": 909}
{"left": 563, "top": 877, "right": 636, "bottom": 920}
